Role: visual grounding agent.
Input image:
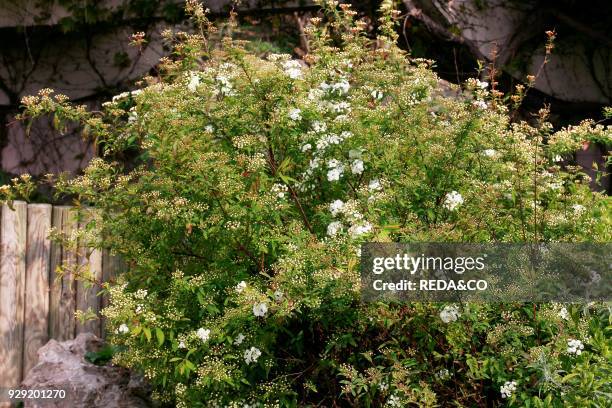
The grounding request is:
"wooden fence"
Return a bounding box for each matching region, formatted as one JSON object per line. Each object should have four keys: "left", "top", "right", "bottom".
{"left": 0, "top": 201, "right": 120, "bottom": 394}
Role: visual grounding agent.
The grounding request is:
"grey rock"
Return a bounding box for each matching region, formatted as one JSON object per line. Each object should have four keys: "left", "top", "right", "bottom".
{"left": 21, "top": 333, "right": 152, "bottom": 408}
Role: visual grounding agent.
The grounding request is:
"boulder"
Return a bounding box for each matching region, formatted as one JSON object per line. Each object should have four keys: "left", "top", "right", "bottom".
{"left": 20, "top": 332, "right": 152, "bottom": 408}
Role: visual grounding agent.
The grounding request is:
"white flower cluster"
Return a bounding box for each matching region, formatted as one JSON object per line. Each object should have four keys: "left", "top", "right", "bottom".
{"left": 327, "top": 221, "right": 342, "bottom": 236}
{"left": 244, "top": 346, "right": 262, "bottom": 364}
{"left": 439, "top": 305, "right": 460, "bottom": 323}
{"left": 212, "top": 63, "right": 237, "bottom": 96}
{"left": 572, "top": 204, "right": 585, "bottom": 215}
{"left": 329, "top": 199, "right": 344, "bottom": 216}
{"left": 348, "top": 149, "right": 364, "bottom": 175}
{"left": 117, "top": 323, "right": 129, "bottom": 334}
{"left": 196, "top": 328, "right": 210, "bottom": 342}
{"left": 386, "top": 394, "right": 401, "bottom": 407}
{"left": 329, "top": 101, "right": 351, "bottom": 113}
{"left": 327, "top": 159, "right": 344, "bottom": 181}
{"left": 215, "top": 73, "right": 234, "bottom": 96}
{"left": 187, "top": 71, "right": 200, "bottom": 92}
{"left": 368, "top": 179, "right": 382, "bottom": 191}
{"left": 326, "top": 199, "right": 373, "bottom": 238}
{"left": 271, "top": 183, "right": 288, "bottom": 199}
{"left": 316, "top": 131, "right": 352, "bottom": 151}
{"left": 472, "top": 100, "right": 487, "bottom": 110}
{"left": 233, "top": 333, "right": 245, "bottom": 345}
{"left": 253, "top": 302, "right": 268, "bottom": 317}
{"left": 288, "top": 108, "right": 302, "bottom": 121}
{"left": 111, "top": 89, "right": 142, "bottom": 103}
{"left": 300, "top": 127, "right": 355, "bottom": 189}
{"left": 236, "top": 280, "right": 247, "bottom": 293}
{"left": 348, "top": 223, "right": 372, "bottom": 237}
{"left": 443, "top": 191, "right": 464, "bottom": 211}
{"left": 559, "top": 307, "right": 569, "bottom": 320}
{"left": 320, "top": 79, "right": 350, "bottom": 95}
{"left": 482, "top": 149, "right": 497, "bottom": 158}
{"left": 567, "top": 339, "right": 584, "bottom": 356}
{"left": 312, "top": 121, "right": 327, "bottom": 133}
{"left": 282, "top": 60, "right": 303, "bottom": 79}
{"left": 500, "top": 381, "right": 517, "bottom": 398}
{"left": 474, "top": 79, "right": 489, "bottom": 89}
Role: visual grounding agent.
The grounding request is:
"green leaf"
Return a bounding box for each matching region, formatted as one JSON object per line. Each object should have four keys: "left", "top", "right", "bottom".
{"left": 143, "top": 327, "right": 152, "bottom": 342}
{"left": 156, "top": 328, "right": 165, "bottom": 346}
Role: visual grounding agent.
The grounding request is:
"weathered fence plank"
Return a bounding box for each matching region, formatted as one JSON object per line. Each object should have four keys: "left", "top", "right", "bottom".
{"left": 76, "top": 216, "right": 103, "bottom": 337}
{"left": 0, "top": 202, "right": 120, "bottom": 392}
{"left": 0, "top": 202, "right": 27, "bottom": 389}
{"left": 48, "top": 206, "right": 77, "bottom": 341}
{"left": 22, "top": 204, "right": 52, "bottom": 376}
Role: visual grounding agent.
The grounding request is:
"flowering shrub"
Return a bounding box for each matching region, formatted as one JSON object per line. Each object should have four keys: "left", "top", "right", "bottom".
{"left": 13, "top": 1, "right": 612, "bottom": 406}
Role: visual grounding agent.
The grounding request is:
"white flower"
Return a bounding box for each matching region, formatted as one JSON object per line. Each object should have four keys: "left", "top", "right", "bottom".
{"left": 327, "top": 167, "right": 343, "bottom": 182}
{"left": 351, "top": 159, "right": 364, "bottom": 175}
{"left": 187, "top": 72, "right": 200, "bottom": 92}
{"left": 333, "top": 79, "right": 350, "bottom": 95}
{"left": 204, "top": 125, "right": 215, "bottom": 133}
{"left": 368, "top": 179, "right": 381, "bottom": 191}
{"left": 327, "top": 159, "right": 341, "bottom": 169}
{"left": 329, "top": 200, "right": 345, "bottom": 216}
{"left": 236, "top": 281, "right": 247, "bottom": 293}
{"left": 253, "top": 302, "right": 268, "bottom": 317}
{"left": 386, "top": 394, "right": 401, "bottom": 407}
{"left": 330, "top": 102, "right": 351, "bottom": 113}
{"left": 135, "top": 304, "right": 143, "bottom": 314}
{"left": 371, "top": 89, "right": 383, "bottom": 100}
{"left": 244, "top": 346, "right": 262, "bottom": 364}
{"left": 309, "top": 158, "right": 320, "bottom": 169}
{"left": 134, "top": 289, "right": 148, "bottom": 299}
{"left": 234, "top": 333, "right": 245, "bottom": 345}
{"left": 572, "top": 204, "right": 585, "bottom": 215}
{"left": 112, "top": 91, "right": 132, "bottom": 102}
{"left": 559, "top": 307, "right": 569, "bottom": 320}
{"left": 443, "top": 191, "right": 464, "bottom": 211}
{"left": 178, "top": 341, "right": 186, "bottom": 349}
{"left": 128, "top": 108, "right": 138, "bottom": 124}
{"left": 282, "top": 60, "right": 302, "bottom": 79}
{"left": 301, "top": 144, "right": 312, "bottom": 152}
{"left": 439, "top": 305, "right": 460, "bottom": 323}
{"left": 482, "top": 149, "right": 497, "bottom": 157}
{"left": 567, "top": 339, "right": 584, "bottom": 356}
{"left": 327, "top": 221, "right": 342, "bottom": 237}
{"left": 500, "top": 381, "right": 517, "bottom": 398}
{"left": 348, "top": 222, "right": 372, "bottom": 238}
{"left": 274, "top": 290, "right": 283, "bottom": 301}
{"left": 475, "top": 79, "right": 489, "bottom": 89}
{"left": 553, "top": 155, "right": 563, "bottom": 162}
{"left": 289, "top": 108, "right": 302, "bottom": 121}
{"left": 312, "top": 121, "right": 327, "bottom": 133}
{"left": 117, "top": 323, "right": 129, "bottom": 334}
{"left": 473, "top": 100, "right": 487, "bottom": 109}
{"left": 196, "top": 328, "right": 211, "bottom": 342}
{"left": 271, "top": 183, "right": 288, "bottom": 199}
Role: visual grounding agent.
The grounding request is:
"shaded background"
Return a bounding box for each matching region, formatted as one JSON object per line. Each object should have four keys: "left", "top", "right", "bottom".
{"left": 0, "top": 0, "right": 609, "bottom": 194}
